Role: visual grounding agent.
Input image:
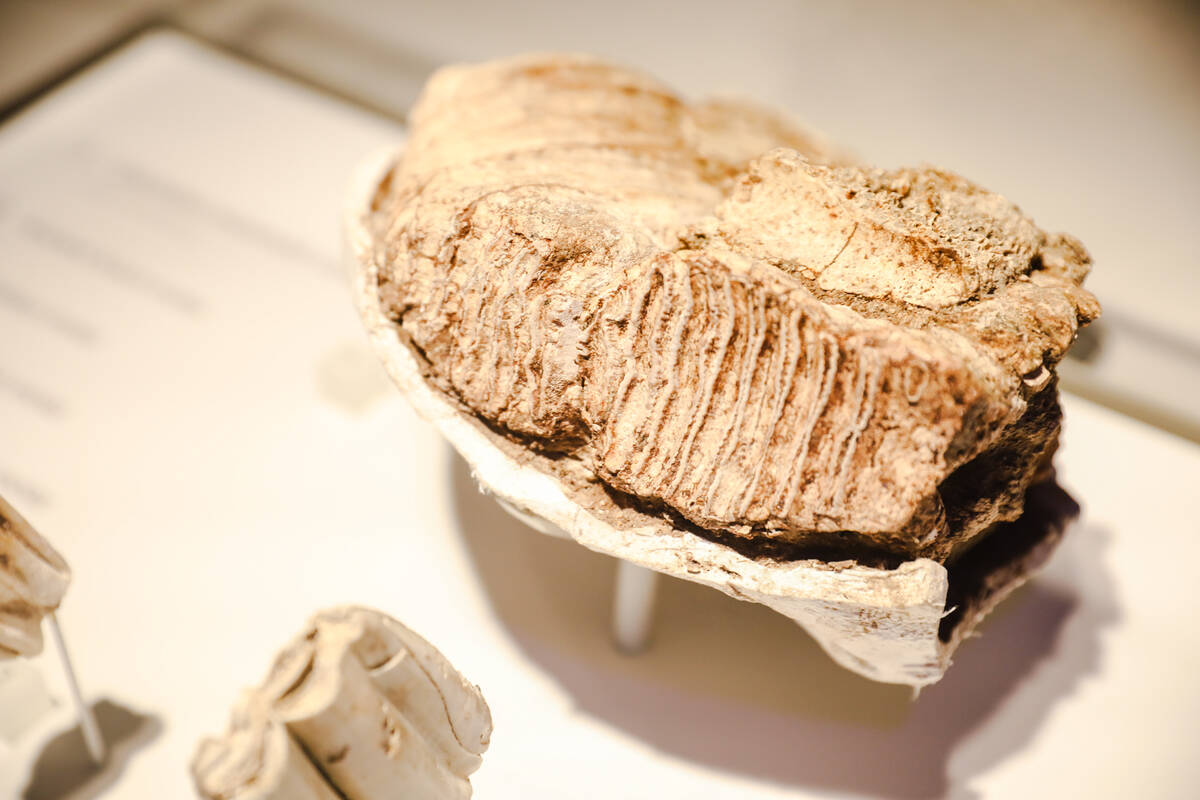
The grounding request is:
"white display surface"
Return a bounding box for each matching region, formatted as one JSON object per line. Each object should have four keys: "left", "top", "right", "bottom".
{"left": 1, "top": 30, "right": 1198, "bottom": 799}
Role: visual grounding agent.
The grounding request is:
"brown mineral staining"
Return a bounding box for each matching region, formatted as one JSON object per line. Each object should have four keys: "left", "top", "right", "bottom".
{"left": 366, "top": 53, "right": 1098, "bottom": 565}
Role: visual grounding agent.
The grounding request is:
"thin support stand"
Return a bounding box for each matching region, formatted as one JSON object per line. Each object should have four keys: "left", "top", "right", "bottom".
{"left": 47, "top": 613, "right": 105, "bottom": 764}
{"left": 613, "top": 560, "right": 659, "bottom": 653}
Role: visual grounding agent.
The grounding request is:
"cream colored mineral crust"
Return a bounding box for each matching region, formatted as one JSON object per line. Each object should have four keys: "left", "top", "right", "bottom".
{"left": 192, "top": 606, "right": 492, "bottom": 800}
{"left": 0, "top": 494, "right": 70, "bottom": 659}
{"left": 347, "top": 54, "right": 1098, "bottom": 685}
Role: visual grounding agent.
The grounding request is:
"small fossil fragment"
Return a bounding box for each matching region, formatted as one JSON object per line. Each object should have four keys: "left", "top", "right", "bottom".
{"left": 0, "top": 494, "right": 70, "bottom": 659}
{"left": 347, "top": 54, "right": 1097, "bottom": 685}
{"left": 192, "top": 606, "right": 491, "bottom": 800}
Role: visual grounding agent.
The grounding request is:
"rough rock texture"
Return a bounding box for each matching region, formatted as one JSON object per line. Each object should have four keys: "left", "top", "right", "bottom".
{"left": 0, "top": 494, "right": 70, "bottom": 659}
{"left": 365, "top": 54, "right": 1098, "bottom": 565}
{"left": 192, "top": 606, "right": 491, "bottom": 800}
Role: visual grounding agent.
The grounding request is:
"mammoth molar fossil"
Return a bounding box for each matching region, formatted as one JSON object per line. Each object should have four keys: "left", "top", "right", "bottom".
{"left": 347, "top": 54, "right": 1097, "bottom": 686}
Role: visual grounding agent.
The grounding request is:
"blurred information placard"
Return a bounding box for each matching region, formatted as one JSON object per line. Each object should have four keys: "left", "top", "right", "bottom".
{"left": 0, "top": 30, "right": 1198, "bottom": 800}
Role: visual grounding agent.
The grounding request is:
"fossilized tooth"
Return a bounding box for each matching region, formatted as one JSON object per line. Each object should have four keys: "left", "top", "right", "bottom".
{"left": 346, "top": 54, "right": 1097, "bottom": 685}
{"left": 192, "top": 693, "right": 342, "bottom": 800}
{"left": 192, "top": 606, "right": 492, "bottom": 800}
{"left": 0, "top": 494, "right": 70, "bottom": 659}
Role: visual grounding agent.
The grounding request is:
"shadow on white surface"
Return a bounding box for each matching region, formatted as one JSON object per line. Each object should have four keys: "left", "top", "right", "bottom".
{"left": 20, "top": 699, "right": 160, "bottom": 800}
{"left": 451, "top": 453, "right": 1118, "bottom": 798}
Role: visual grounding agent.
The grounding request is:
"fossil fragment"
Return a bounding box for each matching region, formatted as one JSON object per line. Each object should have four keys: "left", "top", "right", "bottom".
{"left": 347, "top": 54, "right": 1097, "bottom": 685}
{"left": 0, "top": 494, "right": 70, "bottom": 659}
{"left": 192, "top": 606, "right": 491, "bottom": 800}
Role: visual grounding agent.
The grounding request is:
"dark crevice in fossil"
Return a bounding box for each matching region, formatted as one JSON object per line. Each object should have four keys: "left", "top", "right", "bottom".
{"left": 937, "top": 478, "right": 1078, "bottom": 642}
{"left": 585, "top": 460, "right": 1078, "bottom": 641}
{"left": 936, "top": 382, "right": 1061, "bottom": 548}
{"left": 592, "top": 479, "right": 909, "bottom": 570}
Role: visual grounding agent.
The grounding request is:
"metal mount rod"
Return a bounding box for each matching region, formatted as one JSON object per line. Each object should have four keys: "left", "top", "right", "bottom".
{"left": 47, "top": 613, "right": 105, "bottom": 764}
{"left": 612, "top": 560, "right": 659, "bottom": 653}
